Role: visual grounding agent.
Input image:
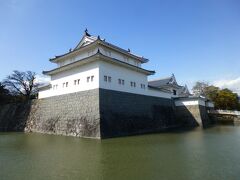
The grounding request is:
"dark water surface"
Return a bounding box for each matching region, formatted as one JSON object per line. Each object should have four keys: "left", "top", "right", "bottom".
{"left": 1, "top": 126, "right": 240, "bottom": 180}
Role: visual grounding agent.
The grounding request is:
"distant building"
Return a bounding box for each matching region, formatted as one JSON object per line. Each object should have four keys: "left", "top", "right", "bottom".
{"left": 148, "top": 74, "right": 191, "bottom": 97}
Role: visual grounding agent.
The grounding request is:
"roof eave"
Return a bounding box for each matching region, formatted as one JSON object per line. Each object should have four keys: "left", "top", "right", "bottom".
{"left": 49, "top": 38, "right": 149, "bottom": 64}
{"left": 98, "top": 40, "right": 148, "bottom": 63}
{"left": 148, "top": 85, "right": 172, "bottom": 93}
{"left": 49, "top": 40, "right": 99, "bottom": 63}
{"left": 44, "top": 52, "right": 155, "bottom": 76}
{"left": 97, "top": 53, "right": 155, "bottom": 75}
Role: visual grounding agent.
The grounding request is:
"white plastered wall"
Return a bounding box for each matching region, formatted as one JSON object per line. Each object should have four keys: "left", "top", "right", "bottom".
{"left": 57, "top": 48, "right": 98, "bottom": 67}
{"left": 38, "top": 61, "right": 99, "bottom": 99}
{"left": 175, "top": 99, "right": 206, "bottom": 106}
{"left": 98, "top": 60, "right": 171, "bottom": 99}
{"left": 98, "top": 47, "right": 141, "bottom": 67}
{"left": 56, "top": 45, "right": 142, "bottom": 68}
{"left": 39, "top": 59, "right": 173, "bottom": 99}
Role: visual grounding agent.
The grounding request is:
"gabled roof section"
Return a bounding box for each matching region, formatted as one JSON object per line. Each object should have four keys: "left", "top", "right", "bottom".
{"left": 178, "top": 84, "right": 191, "bottom": 97}
{"left": 44, "top": 50, "right": 155, "bottom": 76}
{"left": 74, "top": 29, "right": 98, "bottom": 50}
{"left": 148, "top": 74, "right": 180, "bottom": 88}
{"left": 49, "top": 30, "right": 149, "bottom": 63}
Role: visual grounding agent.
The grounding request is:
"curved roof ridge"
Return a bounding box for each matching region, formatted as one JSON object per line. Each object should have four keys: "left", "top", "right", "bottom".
{"left": 49, "top": 30, "right": 149, "bottom": 63}
{"left": 100, "top": 40, "right": 148, "bottom": 62}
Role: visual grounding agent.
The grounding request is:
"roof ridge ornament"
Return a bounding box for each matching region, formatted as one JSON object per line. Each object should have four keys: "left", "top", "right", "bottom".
{"left": 50, "top": 31, "right": 149, "bottom": 63}
{"left": 84, "top": 28, "right": 91, "bottom": 36}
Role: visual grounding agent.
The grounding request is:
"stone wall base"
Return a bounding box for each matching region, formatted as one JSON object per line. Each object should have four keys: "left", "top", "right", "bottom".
{"left": 175, "top": 105, "right": 213, "bottom": 128}
{"left": 0, "top": 89, "right": 100, "bottom": 138}
{"left": 99, "top": 89, "right": 178, "bottom": 138}
{"left": 0, "top": 88, "right": 214, "bottom": 138}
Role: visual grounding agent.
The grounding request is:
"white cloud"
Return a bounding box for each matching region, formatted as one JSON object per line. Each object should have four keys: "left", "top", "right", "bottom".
{"left": 213, "top": 77, "right": 240, "bottom": 95}
{"left": 35, "top": 74, "right": 50, "bottom": 85}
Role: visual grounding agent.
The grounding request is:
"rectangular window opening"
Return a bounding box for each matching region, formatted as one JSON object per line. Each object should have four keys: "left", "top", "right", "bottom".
{"left": 173, "top": 90, "right": 177, "bottom": 95}
{"left": 104, "top": 76, "right": 107, "bottom": 82}
{"left": 87, "top": 76, "right": 90, "bottom": 82}
{"left": 108, "top": 76, "right": 111, "bottom": 82}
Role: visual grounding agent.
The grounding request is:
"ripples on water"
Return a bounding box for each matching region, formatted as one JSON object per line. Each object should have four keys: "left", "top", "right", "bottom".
{"left": 1, "top": 126, "right": 240, "bottom": 180}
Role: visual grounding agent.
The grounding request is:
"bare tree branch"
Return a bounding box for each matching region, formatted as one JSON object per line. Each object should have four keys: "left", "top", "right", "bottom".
{"left": 2, "top": 70, "right": 39, "bottom": 99}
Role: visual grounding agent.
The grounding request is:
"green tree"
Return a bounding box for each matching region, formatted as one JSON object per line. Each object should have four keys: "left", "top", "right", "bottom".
{"left": 214, "top": 89, "right": 239, "bottom": 110}
{"left": 192, "top": 82, "right": 240, "bottom": 110}
{"left": 204, "top": 85, "right": 219, "bottom": 101}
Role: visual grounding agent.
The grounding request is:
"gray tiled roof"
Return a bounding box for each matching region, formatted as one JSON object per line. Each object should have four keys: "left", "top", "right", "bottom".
{"left": 148, "top": 77, "right": 172, "bottom": 87}
{"left": 44, "top": 51, "right": 155, "bottom": 76}
{"left": 50, "top": 31, "right": 148, "bottom": 63}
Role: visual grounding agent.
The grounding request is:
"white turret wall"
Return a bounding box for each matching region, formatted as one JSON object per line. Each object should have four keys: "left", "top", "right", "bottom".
{"left": 38, "top": 61, "right": 100, "bottom": 99}
{"left": 98, "top": 61, "right": 171, "bottom": 98}
{"left": 39, "top": 61, "right": 172, "bottom": 99}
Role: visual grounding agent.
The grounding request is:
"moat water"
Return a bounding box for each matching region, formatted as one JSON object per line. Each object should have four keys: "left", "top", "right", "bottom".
{"left": 1, "top": 126, "right": 240, "bottom": 180}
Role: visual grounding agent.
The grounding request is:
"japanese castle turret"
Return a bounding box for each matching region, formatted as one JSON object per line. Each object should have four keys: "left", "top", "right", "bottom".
{"left": 34, "top": 30, "right": 214, "bottom": 139}
{"left": 39, "top": 30, "right": 189, "bottom": 99}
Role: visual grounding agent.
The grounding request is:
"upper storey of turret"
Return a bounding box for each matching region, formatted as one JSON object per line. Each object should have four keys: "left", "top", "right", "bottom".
{"left": 49, "top": 29, "right": 149, "bottom": 68}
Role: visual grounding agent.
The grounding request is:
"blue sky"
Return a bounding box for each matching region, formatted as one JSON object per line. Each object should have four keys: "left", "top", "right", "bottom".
{"left": 0, "top": 0, "right": 240, "bottom": 93}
